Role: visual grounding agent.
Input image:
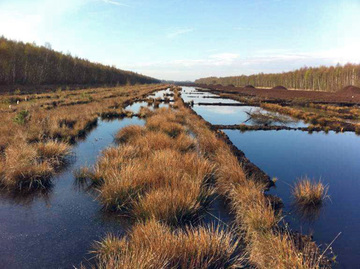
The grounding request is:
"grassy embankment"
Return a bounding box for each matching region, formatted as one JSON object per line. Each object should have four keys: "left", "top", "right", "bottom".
{"left": 79, "top": 89, "right": 329, "bottom": 268}
{"left": 0, "top": 84, "right": 166, "bottom": 191}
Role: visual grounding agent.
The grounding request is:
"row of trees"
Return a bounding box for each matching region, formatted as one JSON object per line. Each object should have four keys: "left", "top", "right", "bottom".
{"left": 0, "top": 36, "right": 159, "bottom": 86}
{"left": 195, "top": 64, "right": 360, "bottom": 92}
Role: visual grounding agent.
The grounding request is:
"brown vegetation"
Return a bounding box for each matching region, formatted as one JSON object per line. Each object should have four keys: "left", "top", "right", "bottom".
{"left": 94, "top": 220, "right": 243, "bottom": 269}
{"left": 0, "top": 84, "right": 167, "bottom": 190}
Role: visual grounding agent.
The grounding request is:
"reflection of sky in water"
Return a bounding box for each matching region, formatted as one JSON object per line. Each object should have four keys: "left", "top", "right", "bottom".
{"left": 225, "top": 130, "right": 360, "bottom": 268}
{"left": 149, "top": 88, "right": 173, "bottom": 99}
{"left": 125, "top": 101, "right": 169, "bottom": 113}
{"left": 193, "top": 105, "right": 307, "bottom": 127}
{"left": 206, "top": 106, "right": 237, "bottom": 115}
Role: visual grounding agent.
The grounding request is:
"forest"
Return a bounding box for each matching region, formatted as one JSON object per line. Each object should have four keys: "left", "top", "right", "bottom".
{"left": 0, "top": 36, "right": 159, "bottom": 86}
{"left": 195, "top": 63, "right": 360, "bottom": 92}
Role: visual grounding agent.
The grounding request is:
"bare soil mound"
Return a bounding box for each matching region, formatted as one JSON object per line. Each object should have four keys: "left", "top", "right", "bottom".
{"left": 340, "top": 85, "right": 360, "bottom": 95}
{"left": 244, "top": 85, "right": 255, "bottom": 89}
{"left": 272, "top": 85, "right": 288, "bottom": 91}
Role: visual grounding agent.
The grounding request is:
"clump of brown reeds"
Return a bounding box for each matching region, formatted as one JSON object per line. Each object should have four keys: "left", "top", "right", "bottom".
{"left": 0, "top": 140, "right": 70, "bottom": 189}
{"left": 94, "top": 220, "right": 243, "bottom": 269}
{"left": 292, "top": 178, "right": 329, "bottom": 206}
{"left": 1, "top": 144, "right": 53, "bottom": 189}
{"left": 97, "top": 148, "right": 213, "bottom": 215}
{"left": 132, "top": 179, "right": 212, "bottom": 225}
{"left": 115, "top": 125, "right": 145, "bottom": 144}
{"left": 36, "top": 140, "right": 71, "bottom": 164}
{"left": 248, "top": 229, "right": 324, "bottom": 269}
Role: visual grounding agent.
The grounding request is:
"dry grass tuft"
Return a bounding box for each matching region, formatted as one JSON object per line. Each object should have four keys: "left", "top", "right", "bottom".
{"left": 132, "top": 179, "right": 212, "bottom": 225}
{"left": 115, "top": 125, "right": 145, "bottom": 144}
{"left": 1, "top": 143, "right": 54, "bottom": 189}
{"left": 36, "top": 140, "right": 71, "bottom": 164}
{"left": 293, "top": 178, "right": 329, "bottom": 206}
{"left": 249, "top": 229, "right": 323, "bottom": 269}
{"left": 94, "top": 220, "right": 243, "bottom": 269}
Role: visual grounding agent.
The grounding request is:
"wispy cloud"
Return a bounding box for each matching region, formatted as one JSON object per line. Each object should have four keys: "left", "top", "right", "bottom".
{"left": 101, "top": 0, "right": 130, "bottom": 7}
{"left": 167, "top": 28, "right": 193, "bottom": 39}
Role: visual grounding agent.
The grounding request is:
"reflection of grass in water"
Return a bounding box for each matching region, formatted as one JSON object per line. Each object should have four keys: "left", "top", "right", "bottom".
{"left": 0, "top": 184, "right": 53, "bottom": 206}
{"left": 245, "top": 108, "right": 298, "bottom": 125}
{"left": 293, "top": 202, "right": 323, "bottom": 223}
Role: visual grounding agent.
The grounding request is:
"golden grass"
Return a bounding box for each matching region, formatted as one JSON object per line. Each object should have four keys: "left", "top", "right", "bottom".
{"left": 132, "top": 179, "right": 212, "bottom": 225}
{"left": 97, "top": 148, "right": 214, "bottom": 214}
{"left": 36, "top": 140, "right": 71, "bottom": 164}
{"left": 249, "top": 230, "right": 322, "bottom": 269}
{"left": 115, "top": 125, "right": 145, "bottom": 144}
{"left": 293, "top": 178, "right": 329, "bottom": 206}
{"left": 94, "top": 220, "right": 243, "bottom": 269}
{"left": 1, "top": 143, "right": 54, "bottom": 189}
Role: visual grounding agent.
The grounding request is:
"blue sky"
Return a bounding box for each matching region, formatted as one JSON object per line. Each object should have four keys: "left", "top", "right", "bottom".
{"left": 0, "top": 0, "right": 359, "bottom": 81}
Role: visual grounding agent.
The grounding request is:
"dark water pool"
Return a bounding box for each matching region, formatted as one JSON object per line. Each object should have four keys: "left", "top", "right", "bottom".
{"left": 224, "top": 129, "right": 360, "bottom": 268}
{"left": 0, "top": 117, "right": 144, "bottom": 269}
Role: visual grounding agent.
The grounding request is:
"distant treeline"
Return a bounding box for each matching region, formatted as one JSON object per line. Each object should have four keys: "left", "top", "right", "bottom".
{"left": 195, "top": 64, "right": 360, "bottom": 92}
{"left": 0, "top": 36, "right": 159, "bottom": 86}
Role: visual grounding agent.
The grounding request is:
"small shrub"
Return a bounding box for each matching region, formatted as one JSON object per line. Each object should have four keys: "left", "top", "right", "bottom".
{"left": 13, "top": 110, "right": 30, "bottom": 125}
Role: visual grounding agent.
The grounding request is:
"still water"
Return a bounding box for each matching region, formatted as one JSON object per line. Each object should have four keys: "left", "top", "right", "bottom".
{"left": 224, "top": 129, "right": 360, "bottom": 268}
{"left": 0, "top": 117, "right": 144, "bottom": 269}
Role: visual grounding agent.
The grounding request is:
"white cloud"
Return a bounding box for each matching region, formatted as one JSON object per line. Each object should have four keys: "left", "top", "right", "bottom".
{"left": 0, "top": 0, "right": 88, "bottom": 43}
{"left": 121, "top": 46, "right": 360, "bottom": 81}
{"left": 167, "top": 28, "right": 193, "bottom": 39}
{"left": 209, "top": 53, "right": 240, "bottom": 65}
{"left": 101, "top": 0, "right": 130, "bottom": 7}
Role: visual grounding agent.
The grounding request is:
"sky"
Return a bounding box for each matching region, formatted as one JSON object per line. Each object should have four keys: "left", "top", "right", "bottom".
{"left": 0, "top": 0, "right": 359, "bottom": 81}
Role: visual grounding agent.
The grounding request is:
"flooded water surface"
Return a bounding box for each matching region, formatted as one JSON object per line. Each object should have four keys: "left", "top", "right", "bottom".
{"left": 0, "top": 117, "right": 144, "bottom": 269}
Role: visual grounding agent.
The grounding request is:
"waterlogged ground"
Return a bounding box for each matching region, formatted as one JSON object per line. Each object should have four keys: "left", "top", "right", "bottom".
{"left": 0, "top": 91, "right": 232, "bottom": 268}
{"left": 0, "top": 117, "right": 144, "bottom": 269}
{"left": 181, "top": 87, "right": 307, "bottom": 127}
{"left": 182, "top": 86, "right": 360, "bottom": 268}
